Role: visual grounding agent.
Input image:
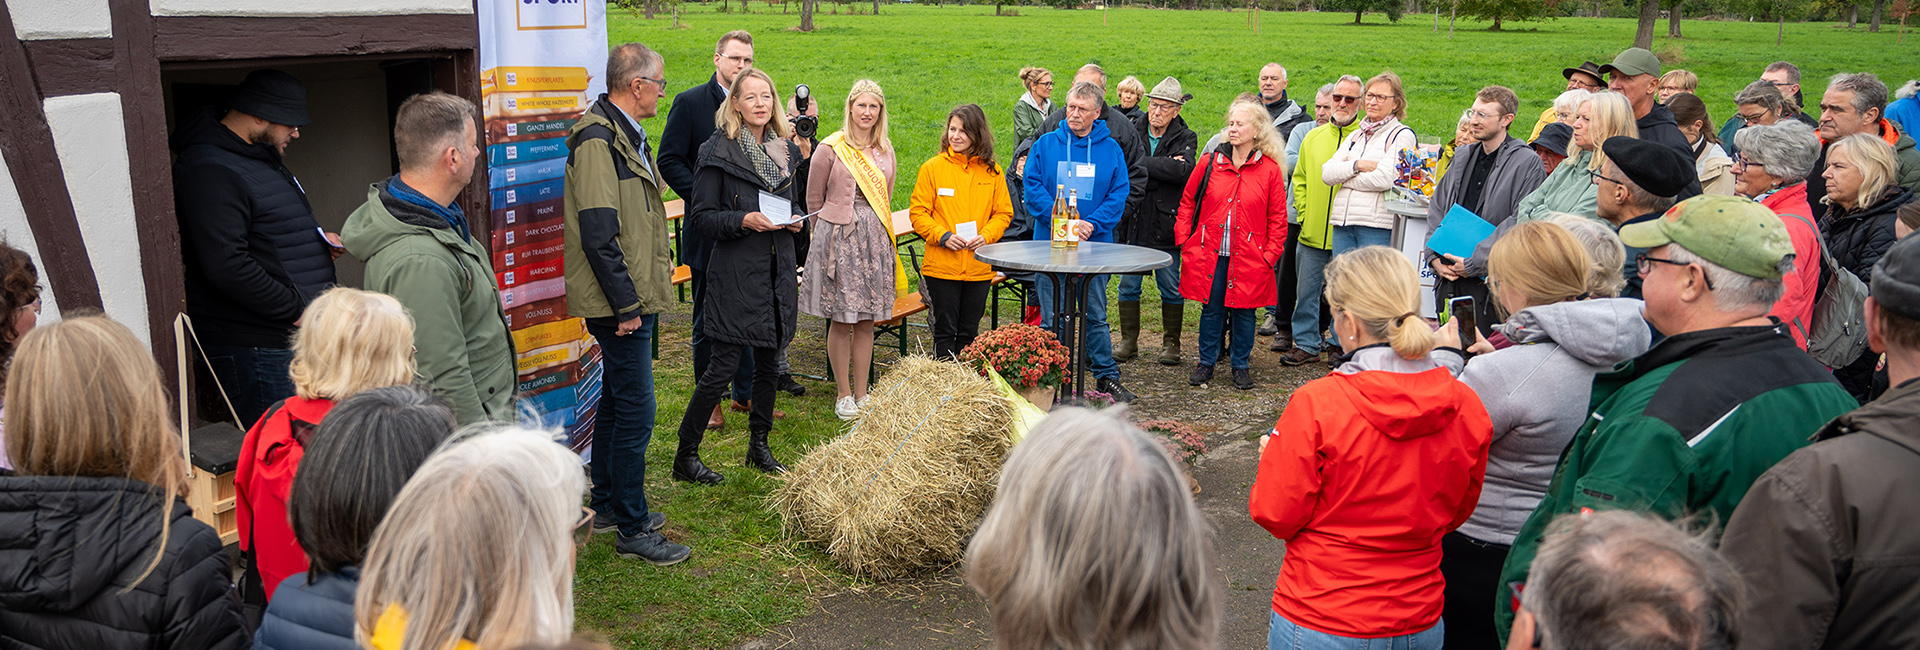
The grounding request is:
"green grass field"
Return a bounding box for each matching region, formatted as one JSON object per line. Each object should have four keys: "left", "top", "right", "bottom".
{"left": 617, "top": 3, "right": 1917, "bottom": 208}
{"left": 578, "top": 7, "right": 1915, "bottom": 648}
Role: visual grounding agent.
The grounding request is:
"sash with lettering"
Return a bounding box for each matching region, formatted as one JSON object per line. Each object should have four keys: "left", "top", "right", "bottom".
{"left": 820, "top": 131, "right": 909, "bottom": 299}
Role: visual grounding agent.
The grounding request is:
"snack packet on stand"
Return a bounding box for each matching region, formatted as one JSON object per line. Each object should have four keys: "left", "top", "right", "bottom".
{"left": 1394, "top": 147, "right": 1438, "bottom": 199}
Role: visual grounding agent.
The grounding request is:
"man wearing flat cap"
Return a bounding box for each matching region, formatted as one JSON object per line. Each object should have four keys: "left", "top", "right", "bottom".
{"left": 1117, "top": 77, "right": 1197, "bottom": 365}
{"left": 1595, "top": 136, "right": 1691, "bottom": 299}
{"left": 172, "top": 68, "right": 337, "bottom": 424}
{"left": 1492, "top": 193, "right": 1859, "bottom": 643}
{"left": 1721, "top": 232, "right": 1920, "bottom": 650}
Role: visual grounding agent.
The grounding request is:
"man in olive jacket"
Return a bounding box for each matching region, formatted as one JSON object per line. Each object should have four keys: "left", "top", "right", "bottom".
{"left": 1492, "top": 195, "right": 1859, "bottom": 642}
{"left": 561, "top": 44, "right": 690, "bottom": 566}
{"left": 1720, "top": 233, "right": 1920, "bottom": 649}
{"left": 342, "top": 93, "right": 514, "bottom": 425}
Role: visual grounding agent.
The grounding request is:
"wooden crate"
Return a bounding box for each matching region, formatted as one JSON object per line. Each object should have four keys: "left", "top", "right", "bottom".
{"left": 185, "top": 422, "right": 246, "bottom": 546}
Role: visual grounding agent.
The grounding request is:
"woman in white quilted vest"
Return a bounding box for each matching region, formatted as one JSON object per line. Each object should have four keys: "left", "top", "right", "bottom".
{"left": 1321, "top": 71, "right": 1419, "bottom": 257}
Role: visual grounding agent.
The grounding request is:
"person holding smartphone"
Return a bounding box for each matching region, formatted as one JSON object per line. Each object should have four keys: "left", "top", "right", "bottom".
{"left": 908, "top": 104, "right": 1013, "bottom": 362}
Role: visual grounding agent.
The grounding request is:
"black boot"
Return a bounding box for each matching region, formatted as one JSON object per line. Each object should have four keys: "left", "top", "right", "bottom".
{"left": 672, "top": 432, "right": 724, "bottom": 484}
{"left": 745, "top": 430, "right": 788, "bottom": 474}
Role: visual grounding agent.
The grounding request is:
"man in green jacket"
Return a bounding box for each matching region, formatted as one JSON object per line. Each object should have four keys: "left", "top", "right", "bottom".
{"left": 562, "top": 43, "right": 690, "bottom": 566}
{"left": 1279, "top": 74, "right": 1360, "bottom": 367}
{"left": 1493, "top": 194, "right": 1858, "bottom": 642}
{"left": 342, "top": 92, "right": 515, "bottom": 425}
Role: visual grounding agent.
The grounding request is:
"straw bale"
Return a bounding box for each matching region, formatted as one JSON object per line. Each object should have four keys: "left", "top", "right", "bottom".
{"left": 771, "top": 356, "right": 1016, "bottom": 579}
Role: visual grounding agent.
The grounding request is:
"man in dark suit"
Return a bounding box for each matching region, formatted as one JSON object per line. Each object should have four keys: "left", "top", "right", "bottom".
{"left": 658, "top": 29, "right": 790, "bottom": 433}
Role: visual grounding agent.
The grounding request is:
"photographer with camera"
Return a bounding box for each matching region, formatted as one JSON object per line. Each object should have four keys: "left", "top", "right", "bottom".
{"left": 802, "top": 80, "right": 898, "bottom": 421}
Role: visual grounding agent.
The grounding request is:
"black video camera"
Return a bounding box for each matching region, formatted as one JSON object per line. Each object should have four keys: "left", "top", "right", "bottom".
{"left": 792, "top": 84, "right": 818, "bottom": 140}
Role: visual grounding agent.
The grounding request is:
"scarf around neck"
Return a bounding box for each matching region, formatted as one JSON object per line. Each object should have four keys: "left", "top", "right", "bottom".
{"left": 1357, "top": 116, "right": 1391, "bottom": 139}
{"left": 737, "top": 128, "right": 786, "bottom": 187}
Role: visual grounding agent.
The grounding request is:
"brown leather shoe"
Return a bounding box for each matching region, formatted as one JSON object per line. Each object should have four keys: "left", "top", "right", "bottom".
{"left": 731, "top": 400, "right": 787, "bottom": 419}
{"left": 705, "top": 404, "right": 725, "bottom": 430}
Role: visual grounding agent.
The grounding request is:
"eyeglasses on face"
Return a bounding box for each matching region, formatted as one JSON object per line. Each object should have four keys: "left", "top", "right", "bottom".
{"left": 1586, "top": 168, "right": 1627, "bottom": 186}
{"left": 1733, "top": 154, "right": 1766, "bottom": 172}
{"left": 1363, "top": 92, "right": 1397, "bottom": 103}
{"left": 637, "top": 76, "right": 668, "bottom": 92}
{"left": 721, "top": 54, "right": 754, "bottom": 66}
{"left": 1637, "top": 254, "right": 1716, "bottom": 290}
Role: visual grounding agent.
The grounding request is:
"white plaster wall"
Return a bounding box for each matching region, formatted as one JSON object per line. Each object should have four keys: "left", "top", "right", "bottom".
{"left": 43, "top": 93, "right": 148, "bottom": 347}
{"left": 0, "top": 154, "right": 60, "bottom": 326}
{"left": 150, "top": 0, "right": 472, "bottom": 16}
{"left": 6, "top": 0, "right": 112, "bottom": 40}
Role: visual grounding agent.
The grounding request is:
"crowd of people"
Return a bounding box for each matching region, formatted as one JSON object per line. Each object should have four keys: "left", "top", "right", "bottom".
{"left": 0, "top": 20, "right": 1917, "bottom": 650}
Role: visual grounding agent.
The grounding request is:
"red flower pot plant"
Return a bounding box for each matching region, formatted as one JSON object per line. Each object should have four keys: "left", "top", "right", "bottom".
{"left": 960, "top": 323, "right": 1071, "bottom": 391}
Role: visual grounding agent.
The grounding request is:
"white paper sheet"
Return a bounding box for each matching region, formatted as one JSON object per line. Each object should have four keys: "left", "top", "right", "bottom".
{"left": 955, "top": 221, "right": 978, "bottom": 240}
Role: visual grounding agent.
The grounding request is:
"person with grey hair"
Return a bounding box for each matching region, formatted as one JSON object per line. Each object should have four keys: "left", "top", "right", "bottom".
{"left": 342, "top": 92, "right": 514, "bottom": 426}
{"left": 1508, "top": 510, "right": 1744, "bottom": 650}
{"left": 1719, "top": 61, "right": 1817, "bottom": 147}
{"left": 966, "top": 408, "right": 1221, "bottom": 650}
{"left": 1594, "top": 137, "right": 1690, "bottom": 299}
{"left": 1493, "top": 193, "right": 1859, "bottom": 639}
{"left": 1809, "top": 71, "right": 1920, "bottom": 219}
{"left": 1731, "top": 121, "right": 1823, "bottom": 349}
{"left": 561, "top": 42, "right": 691, "bottom": 566}
{"left": 1547, "top": 213, "right": 1628, "bottom": 298}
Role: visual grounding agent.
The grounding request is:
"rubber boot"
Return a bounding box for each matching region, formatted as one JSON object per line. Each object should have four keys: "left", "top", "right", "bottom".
{"left": 673, "top": 430, "right": 724, "bottom": 484}
{"left": 745, "top": 430, "right": 788, "bottom": 474}
{"left": 1115, "top": 300, "right": 1140, "bottom": 362}
{"left": 1157, "top": 303, "right": 1184, "bottom": 366}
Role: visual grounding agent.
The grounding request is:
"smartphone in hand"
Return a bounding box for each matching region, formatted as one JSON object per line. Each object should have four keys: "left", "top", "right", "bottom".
{"left": 1447, "top": 296, "right": 1476, "bottom": 351}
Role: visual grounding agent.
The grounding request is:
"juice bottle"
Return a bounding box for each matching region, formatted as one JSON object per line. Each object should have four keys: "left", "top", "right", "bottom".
{"left": 1050, "top": 184, "right": 1070, "bottom": 249}
{"left": 1063, "top": 190, "right": 1081, "bottom": 249}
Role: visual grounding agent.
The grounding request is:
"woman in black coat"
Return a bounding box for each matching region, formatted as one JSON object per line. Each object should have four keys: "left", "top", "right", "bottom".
{"left": 1819, "top": 133, "right": 1915, "bottom": 400}
{"left": 0, "top": 316, "right": 248, "bottom": 650}
{"left": 673, "top": 68, "right": 811, "bottom": 484}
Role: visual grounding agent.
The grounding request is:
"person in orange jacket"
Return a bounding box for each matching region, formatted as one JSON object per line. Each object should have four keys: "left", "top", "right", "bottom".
{"left": 1249, "top": 246, "right": 1491, "bottom": 648}
{"left": 908, "top": 104, "right": 1014, "bottom": 360}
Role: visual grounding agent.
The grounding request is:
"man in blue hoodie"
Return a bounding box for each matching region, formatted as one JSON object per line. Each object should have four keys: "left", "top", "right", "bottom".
{"left": 1023, "top": 82, "right": 1136, "bottom": 402}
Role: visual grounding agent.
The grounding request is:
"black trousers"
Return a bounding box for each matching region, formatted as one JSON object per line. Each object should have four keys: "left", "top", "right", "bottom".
{"left": 924, "top": 276, "right": 989, "bottom": 359}
{"left": 1435, "top": 275, "right": 1501, "bottom": 339}
{"left": 677, "top": 340, "right": 779, "bottom": 450}
{"left": 1267, "top": 220, "right": 1303, "bottom": 320}
{"left": 1440, "top": 531, "right": 1510, "bottom": 650}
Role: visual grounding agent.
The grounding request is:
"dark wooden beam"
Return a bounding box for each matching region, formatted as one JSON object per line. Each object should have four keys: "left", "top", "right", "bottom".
{"left": 112, "top": 0, "right": 184, "bottom": 398}
{"left": 0, "top": 5, "right": 105, "bottom": 314}
{"left": 23, "top": 39, "right": 117, "bottom": 97}
{"left": 155, "top": 13, "right": 479, "bottom": 62}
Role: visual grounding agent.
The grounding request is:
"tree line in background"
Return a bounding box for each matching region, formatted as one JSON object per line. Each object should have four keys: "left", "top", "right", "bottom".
{"left": 612, "top": 0, "right": 1914, "bottom": 45}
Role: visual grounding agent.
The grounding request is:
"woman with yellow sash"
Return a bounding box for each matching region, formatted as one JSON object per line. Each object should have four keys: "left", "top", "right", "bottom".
{"left": 803, "top": 79, "right": 904, "bottom": 422}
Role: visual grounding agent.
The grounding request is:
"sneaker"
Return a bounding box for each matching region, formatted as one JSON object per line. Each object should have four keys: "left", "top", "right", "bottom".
{"left": 597, "top": 511, "right": 666, "bottom": 535}
{"left": 1258, "top": 313, "right": 1280, "bottom": 336}
{"left": 1278, "top": 348, "right": 1319, "bottom": 366}
{"left": 1189, "top": 363, "right": 1214, "bottom": 387}
{"left": 777, "top": 374, "right": 807, "bottom": 397}
{"left": 615, "top": 531, "right": 692, "bottom": 566}
{"left": 1097, "top": 377, "right": 1137, "bottom": 403}
{"left": 1269, "top": 336, "right": 1293, "bottom": 353}
{"left": 1233, "top": 368, "right": 1254, "bottom": 390}
{"left": 834, "top": 395, "right": 859, "bottom": 421}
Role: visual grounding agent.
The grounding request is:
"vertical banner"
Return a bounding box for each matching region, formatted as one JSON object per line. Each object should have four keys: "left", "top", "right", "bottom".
{"left": 478, "top": 0, "right": 608, "bottom": 455}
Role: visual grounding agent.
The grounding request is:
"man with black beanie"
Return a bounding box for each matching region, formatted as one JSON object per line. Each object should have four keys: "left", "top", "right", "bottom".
{"left": 171, "top": 68, "right": 337, "bottom": 425}
{"left": 1595, "top": 136, "right": 1693, "bottom": 299}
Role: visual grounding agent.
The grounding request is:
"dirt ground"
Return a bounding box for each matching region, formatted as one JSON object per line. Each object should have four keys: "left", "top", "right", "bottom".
{"left": 735, "top": 319, "right": 1332, "bottom": 650}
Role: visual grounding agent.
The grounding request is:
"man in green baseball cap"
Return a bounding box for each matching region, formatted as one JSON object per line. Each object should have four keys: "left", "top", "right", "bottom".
{"left": 1600, "top": 47, "right": 1695, "bottom": 161}
{"left": 1491, "top": 194, "right": 1859, "bottom": 643}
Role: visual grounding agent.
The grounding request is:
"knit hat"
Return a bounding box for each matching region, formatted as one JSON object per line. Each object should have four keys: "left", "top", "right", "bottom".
{"left": 1601, "top": 136, "right": 1693, "bottom": 198}
{"left": 1619, "top": 194, "right": 1795, "bottom": 280}
{"left": 229, "top": 69, "right": 311, "bottom": 127}
{"left": 1532, "top": 123, "right": 1573, "bottom": 156}
{"left": 1146, "top": 77, "right": 1190, "bottom": 105}
{"left": 1872, "top": 233, "right": 1920, "bottom": 320}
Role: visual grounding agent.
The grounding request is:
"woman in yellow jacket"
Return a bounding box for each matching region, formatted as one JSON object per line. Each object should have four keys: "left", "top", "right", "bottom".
{"left": 909, "top": 103, "right": 1014, "bottom": 359}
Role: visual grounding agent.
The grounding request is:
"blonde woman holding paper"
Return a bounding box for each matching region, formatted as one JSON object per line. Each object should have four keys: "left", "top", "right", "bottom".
{"left": 803, "top": 80, "right": 902, "bottom": 421}
{"left": 910, "top": 104, "right": 1014, "bottom": 362}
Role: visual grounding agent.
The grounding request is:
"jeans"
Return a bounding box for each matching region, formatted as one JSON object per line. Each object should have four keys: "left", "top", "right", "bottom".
{"left": 1330, "top": 224, "right": 1393, "bottom": 256}
{"left": 1291, "top": 243, "right": 1334, "bottom": 352}
{"left": 586, "top": 317, "right": 656, "bottom": 537}
{"left": 1197, "top": 256, "right": 1256, "bottom": 369}
{"left": 200, "top": 343, "right": 296, "bottom": 426}
{"left": 1440, "top": 532, "right": 1509, "bottom": 650}
{"left": 1036, "top": 273, "right": 1118, "bottom": 381}
{"left": 690, "top": 267, "right": 754, "bottom": 403}
{"left": 1116, "top": 252, "right": 1184, "bottom": 305}
{"left": 924, "top": 276, "right": 989, "bottom": 359}
{"left": 1269, "top": 611, "right": 1444, "bottom": 650}
{"left": 677, "top": 340, "right": 780, "bottom": 447}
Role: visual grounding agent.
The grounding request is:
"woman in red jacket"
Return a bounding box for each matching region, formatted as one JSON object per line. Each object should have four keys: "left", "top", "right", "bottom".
{"left": 1177, "top": 100, "right": 1289, "bottom": 391}
{"left": 1249, "top": 246, "right": 1492, "bottom": 648}
{"left": 237, "top": 287, "right": 416, "bottom": 602}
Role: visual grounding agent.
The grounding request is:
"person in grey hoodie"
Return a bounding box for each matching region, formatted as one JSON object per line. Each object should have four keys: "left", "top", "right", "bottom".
{"left": 1437, "top": 221, "right": 1651, "bottom": 650}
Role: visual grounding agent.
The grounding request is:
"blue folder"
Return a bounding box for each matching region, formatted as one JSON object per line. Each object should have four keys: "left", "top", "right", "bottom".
{"left": 1426, "top": 204, "right": 1496, "bottom": 260}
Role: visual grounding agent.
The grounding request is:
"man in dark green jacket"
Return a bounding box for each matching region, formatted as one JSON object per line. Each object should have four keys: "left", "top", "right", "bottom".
{"left": 561, "top": 43, "right": 690, "bottom": 566}
{"left": 342, "top": 92, "right": 515, "bottom": 425}
{"left": 1493, "top": 194, "right": 1858, "bottom": 641}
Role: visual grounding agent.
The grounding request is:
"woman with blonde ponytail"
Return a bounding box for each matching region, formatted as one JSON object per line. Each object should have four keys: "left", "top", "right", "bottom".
{"left": 1249, "top": 246, "right": 1491, "bottom": 648}
{"left": 0, "top": 316, "right": 248, "bottom": 648}
{"left": 1438, "top": 221, "right": 1650, "bottom": 649}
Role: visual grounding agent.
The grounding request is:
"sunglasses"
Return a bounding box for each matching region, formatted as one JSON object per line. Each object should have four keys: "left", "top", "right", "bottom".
{"left": 1330, "top": 93, "right": 1360, "bottom": 105}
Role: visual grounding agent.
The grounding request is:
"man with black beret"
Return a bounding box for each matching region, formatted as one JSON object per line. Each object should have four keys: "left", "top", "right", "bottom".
{"left": 1595, "top": 136, "right": 1692, "bottom": 299}
{"left": 1721, "top": 232, "right": 1920, "bottom": 649}
{"left": 1494, "top": 194, "right": 1858, "bottom": 642}
{"left": 171, "top": 68, "right": 337, "bottom": 424}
